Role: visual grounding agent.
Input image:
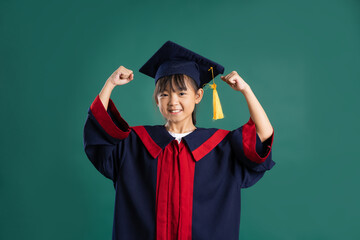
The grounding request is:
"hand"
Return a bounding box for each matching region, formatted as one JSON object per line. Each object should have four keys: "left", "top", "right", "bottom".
{"left": 107, "top": 65, "right": 134, "bottom": 86}
{"left": 220, "top": 71, "right": 250, "bottom": 93}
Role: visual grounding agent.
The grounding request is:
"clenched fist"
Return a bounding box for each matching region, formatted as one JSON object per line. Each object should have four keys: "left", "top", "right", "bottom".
{"left": 220, "top": 71, "right": 250, "bottom": 94}
{"left": 108, "top": 66, "right": 134, "bottom": 86}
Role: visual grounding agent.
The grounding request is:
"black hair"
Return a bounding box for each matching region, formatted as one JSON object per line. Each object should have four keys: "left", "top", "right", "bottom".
{"left": 153, "top": 74, "right": 200, "bottom": 125}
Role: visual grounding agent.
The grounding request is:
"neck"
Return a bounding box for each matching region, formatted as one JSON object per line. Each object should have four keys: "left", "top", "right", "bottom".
{"left": 165, "top": 120, "right": 196, "bottom": 134}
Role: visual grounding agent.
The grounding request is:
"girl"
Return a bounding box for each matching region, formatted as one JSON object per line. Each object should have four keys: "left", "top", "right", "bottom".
{"left": 83, "top": 41, "right": 275, "bottom": 240}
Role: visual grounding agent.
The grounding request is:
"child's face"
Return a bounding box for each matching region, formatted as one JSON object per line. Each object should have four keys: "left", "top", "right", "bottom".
{"left": 156, "top": 76, "right": 203, "bottom": 125}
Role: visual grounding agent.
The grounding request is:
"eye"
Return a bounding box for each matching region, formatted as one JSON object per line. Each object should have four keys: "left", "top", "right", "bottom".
{"left": 160, "top": 93, "right": 168, "bottom": 97}
{"left": 179, "top": 92, "right": 186, "bottom": 96}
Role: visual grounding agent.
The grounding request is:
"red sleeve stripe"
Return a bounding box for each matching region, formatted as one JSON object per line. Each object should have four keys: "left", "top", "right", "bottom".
{"left": 90, "top": 95, "right": 131, "bottom": 140}
{"left": 131, "top": 126, "right": 163, "bottom": 159}
{"left": 242, "top": 117, "right": 274, "bottom": 164}
{"left": 192, "top": 129, "right": 230, "bottom": 161}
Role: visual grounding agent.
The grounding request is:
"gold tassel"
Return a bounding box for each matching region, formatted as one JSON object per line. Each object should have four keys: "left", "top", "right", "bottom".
{"left": 208, "top": 67, "right": 224, "bottom": 120}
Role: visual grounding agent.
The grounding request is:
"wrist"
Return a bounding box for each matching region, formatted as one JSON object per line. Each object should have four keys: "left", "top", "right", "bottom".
{"left": 240, "top": 84, "right": 252, "bottom": 96}
{"left": 106, "top": 78, "right": 117, "bottom": 89}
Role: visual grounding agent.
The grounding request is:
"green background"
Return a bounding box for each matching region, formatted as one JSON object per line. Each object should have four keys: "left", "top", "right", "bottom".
{"left": 1, "top": 0, "right": 359, "bottom": 239}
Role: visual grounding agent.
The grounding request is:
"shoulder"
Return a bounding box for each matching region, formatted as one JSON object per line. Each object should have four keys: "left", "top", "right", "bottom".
{"left": 193, "top": 127, "right": 229, "bottom": 136}
{"left": 195, "top": 127, "right": 231, "bottom": 136}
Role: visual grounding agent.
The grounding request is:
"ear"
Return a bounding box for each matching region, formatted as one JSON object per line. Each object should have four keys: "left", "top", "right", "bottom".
{"left": 195, "top": 88, "right": 204, "bottom": 104}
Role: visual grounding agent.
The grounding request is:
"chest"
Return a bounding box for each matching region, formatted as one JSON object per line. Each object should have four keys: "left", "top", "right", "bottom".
{"left": 119, "top": 137, "right": 238, "bottom": 195}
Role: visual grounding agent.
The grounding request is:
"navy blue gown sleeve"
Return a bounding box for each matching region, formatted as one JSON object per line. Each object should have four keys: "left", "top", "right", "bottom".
{"left": 83, "top": 95, "right": 132, "bottom": 183}
{"left": 230, "top": 117, "right": 275, "bottom": 188}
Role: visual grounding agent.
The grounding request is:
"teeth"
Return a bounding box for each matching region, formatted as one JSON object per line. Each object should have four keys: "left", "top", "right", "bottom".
{"left": 170, "top": 110, "right": 181, "bottom": 113}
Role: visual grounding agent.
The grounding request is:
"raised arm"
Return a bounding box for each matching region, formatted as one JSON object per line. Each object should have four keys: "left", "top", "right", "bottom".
{"left": 99, "top": 66, "right": 134, "bottom": 110}
{"left": 83, "top": 65, "right": 134, "bottom": 181}
{"left": 221, "top": 71, "right": 273, "bottom": 142}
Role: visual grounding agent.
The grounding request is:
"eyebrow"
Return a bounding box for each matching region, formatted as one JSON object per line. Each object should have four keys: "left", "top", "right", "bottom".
{"left": 161, "top": 88, "right": 188, "bottom": 93}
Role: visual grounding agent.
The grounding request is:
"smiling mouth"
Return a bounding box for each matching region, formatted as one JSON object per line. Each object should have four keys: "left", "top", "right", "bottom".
{"left": 169, "top": 110, "right": 182, "bottom": 114}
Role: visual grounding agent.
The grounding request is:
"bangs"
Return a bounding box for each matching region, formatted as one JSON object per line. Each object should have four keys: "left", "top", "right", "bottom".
{"left": 156, "top": 74, "right": 188, "bottom": 93}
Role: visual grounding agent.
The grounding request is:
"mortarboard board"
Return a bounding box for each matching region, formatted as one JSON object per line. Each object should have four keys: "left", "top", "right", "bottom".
{"left": 139, "top": 40, "right": 224, "bottom": 87}
{"left": 139, "top": 40, "right": 225, "bottom": 119}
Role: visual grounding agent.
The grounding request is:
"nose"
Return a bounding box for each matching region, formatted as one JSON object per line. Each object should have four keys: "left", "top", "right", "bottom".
{"left": 168, "top": 92, "right": 179, "bottom": 106}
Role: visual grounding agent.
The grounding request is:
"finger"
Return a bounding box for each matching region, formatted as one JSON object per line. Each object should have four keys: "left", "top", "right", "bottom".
{"left": 221, "top": 74, "right": 231, "bottom": 81}
{"left": 227, "top": 71, "right": 239, "bottom": 80}
{"left": 223, "top": 71, "right": 233, "bottom": 79}
{"left": 120, "top": 73, "right": 131, "bottom": 79}
{"left": 221, "top": 76, "right": 232, "bottom": 86}
{"left": 222, "top": 74, "right": 229, "bottom": 80}
{"left": 220, "top": 76, "right": 228, "bottom": 84}
{"left": 123, "top": 69, "right": 133, "bottom": 79}
{"left": 117, "top": 66, "right": 133, "bottom": 75}
{"left": 228, "top": 75, "right": 237, "bottom": 84}
{"left": 223, "top": 74, "right": 235, "bottom": 85}
{"left": 227, "top": 71, "right": 237, "bottom": 80}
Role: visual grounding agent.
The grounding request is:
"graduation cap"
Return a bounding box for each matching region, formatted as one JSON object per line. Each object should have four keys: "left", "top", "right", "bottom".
{"left": 139, "top": 40, "right": 225, "bottom": 120}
